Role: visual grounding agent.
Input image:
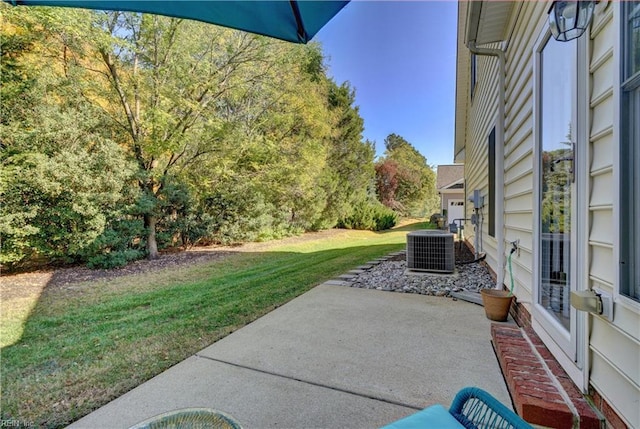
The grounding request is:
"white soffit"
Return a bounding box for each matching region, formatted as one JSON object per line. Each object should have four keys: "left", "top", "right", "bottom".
{"left": 466, "top": 1, "right": 515, "bottom": 45}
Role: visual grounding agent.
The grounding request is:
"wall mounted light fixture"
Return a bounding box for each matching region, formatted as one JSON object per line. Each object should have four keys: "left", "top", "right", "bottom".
{"left": 548, "top": 1, "right": 597, "bottom": 41}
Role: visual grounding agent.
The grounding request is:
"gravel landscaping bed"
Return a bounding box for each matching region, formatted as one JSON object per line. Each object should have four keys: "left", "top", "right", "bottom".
{"left": 345, "top": 245, "right": 496, "bottom": 297}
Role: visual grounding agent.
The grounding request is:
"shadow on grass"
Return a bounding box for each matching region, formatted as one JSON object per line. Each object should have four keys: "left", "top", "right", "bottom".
{"left": 0, "top": 234, "right": 418, "bottom": 428}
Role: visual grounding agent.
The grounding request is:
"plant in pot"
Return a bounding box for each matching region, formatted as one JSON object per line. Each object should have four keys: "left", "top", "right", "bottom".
{"left": 481, "top": 245, "right": 517, "bottom": 321}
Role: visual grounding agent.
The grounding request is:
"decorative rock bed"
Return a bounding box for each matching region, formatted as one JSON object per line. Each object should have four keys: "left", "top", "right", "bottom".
{"left": 343, "top": 246, "right": 496, "bottom": 297}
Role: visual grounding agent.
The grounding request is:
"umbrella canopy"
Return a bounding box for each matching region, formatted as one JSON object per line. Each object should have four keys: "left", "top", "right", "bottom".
{"left": 2, "top": 0, "right": 349, "bottom": 43}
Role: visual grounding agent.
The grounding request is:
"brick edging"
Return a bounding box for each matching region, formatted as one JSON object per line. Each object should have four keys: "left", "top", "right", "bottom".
{"left": 491, "top": 324, "right": 602, "bottom": 428}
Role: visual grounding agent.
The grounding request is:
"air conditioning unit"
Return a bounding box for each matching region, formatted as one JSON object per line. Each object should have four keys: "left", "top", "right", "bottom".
{"left": 406, "top": 230, "right": 455, "bottom": 273}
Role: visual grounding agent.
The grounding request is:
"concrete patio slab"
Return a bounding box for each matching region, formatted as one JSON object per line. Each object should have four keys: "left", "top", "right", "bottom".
{"left": 69, "top": 356, "right": 414, "bottom": 429}
{"left": 199, "top": 285, "right": 510, "bottom": 409}
{"left": 70, "top": 284, "right": 511, "bottom": 429}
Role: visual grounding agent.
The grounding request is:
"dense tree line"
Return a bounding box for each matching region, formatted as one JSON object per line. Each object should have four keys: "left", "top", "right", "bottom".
{"left": 1, "top": 6, "right": 437, "bottom": 269}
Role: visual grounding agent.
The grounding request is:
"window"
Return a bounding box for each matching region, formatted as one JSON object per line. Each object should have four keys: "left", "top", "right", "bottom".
{"left": 471, "top": 54, "right": 477, "bottom": 97}
{"left": 620, "top": 1, "right": 640, "bottom": 301}
{"left": 488, "top": 127, "right": 496, "bottom": 237}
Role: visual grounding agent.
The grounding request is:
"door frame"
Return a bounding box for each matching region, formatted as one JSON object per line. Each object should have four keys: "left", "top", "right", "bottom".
{"left": 531, "top": 27, "right": 589, "bottom": 390}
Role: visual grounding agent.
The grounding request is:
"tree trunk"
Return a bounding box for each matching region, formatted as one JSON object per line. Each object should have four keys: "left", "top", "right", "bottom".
{"left": 145, "top": 214, "right": 159, "bottom": 260}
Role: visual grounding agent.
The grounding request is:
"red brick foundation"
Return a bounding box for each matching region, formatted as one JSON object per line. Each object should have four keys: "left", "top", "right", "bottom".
{"left": 509, "top": 297, "right": 532, "bottom": 330}
{"left": 491, "top": 324, "right": 602, "bottom": 428}
{"left": 506, "top": 301, "right": 631, "bottom": 428}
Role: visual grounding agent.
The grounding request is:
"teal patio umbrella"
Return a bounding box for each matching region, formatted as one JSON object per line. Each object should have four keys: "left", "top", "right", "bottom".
{"left": 2, "top": 0, "right": 348, "bottom": 43}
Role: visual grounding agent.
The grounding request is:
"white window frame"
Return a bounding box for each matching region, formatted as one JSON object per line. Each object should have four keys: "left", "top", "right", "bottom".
{"left": 616, "top": 1, "right": 640, "bottom": 308}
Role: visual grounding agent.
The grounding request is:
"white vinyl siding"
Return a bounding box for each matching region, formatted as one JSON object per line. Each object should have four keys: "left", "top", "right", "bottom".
{"left": 590, "top": 4, "right": 640, "bottom": 428}
{"left": 503, "top": 1, "right": 548, "bottom": 304}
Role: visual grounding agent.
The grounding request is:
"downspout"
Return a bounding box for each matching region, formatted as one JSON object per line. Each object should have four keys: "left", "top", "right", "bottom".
{"left": 465, "top": 41, "right": 506, "bottom": 291}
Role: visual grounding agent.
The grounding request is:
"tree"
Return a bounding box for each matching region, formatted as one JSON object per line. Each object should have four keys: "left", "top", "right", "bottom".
{"left": 0, "top": 98, "right": 135, "bottom": 266}
{"left": 375, "top": 159, "right": 401, "bottom": 210}
{"left": 541, "top": 148, "right": 572, "bottom": 234}
{"left": 0, "top": 7, "right": 136, "bottom": 267}
{"left": 26, "top": 10, "right": 318, "bottom": 258}
{"left": 0, "top": 5, "right": 393, "bottom": 268}
{"left": 375, "top": 134, "right": 438, "bottom": 217}
{"left": 181, "top": 41, "right": 338, "bottom": 238}
{"left": 97, "top": 14, "right": 270, "bottom": 258}
{"left": 318, "top": 80, "right": 375, "bottom": 228}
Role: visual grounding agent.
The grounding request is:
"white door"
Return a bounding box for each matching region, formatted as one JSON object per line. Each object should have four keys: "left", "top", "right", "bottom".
{"left": 448, "top": 199, "right": 464, "bottom": 225}
{"left": 532, "top": 28, "right": 587, "bottom": 388}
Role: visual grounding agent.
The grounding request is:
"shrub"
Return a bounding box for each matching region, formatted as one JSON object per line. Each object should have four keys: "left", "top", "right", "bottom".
{"left": 80, "top": 218, "right": 146, "bottom": 268}
{"left": 337, "top": 199, "right": 397, "bottom": 231}
{"left": 373, "top": 208, "right": 398, "bottom": 231}
{"left": 86, "top": 249, "right": 146, "bottom": 269}
{"left": 0, "top": 142, "right": 135, "bottom": 269}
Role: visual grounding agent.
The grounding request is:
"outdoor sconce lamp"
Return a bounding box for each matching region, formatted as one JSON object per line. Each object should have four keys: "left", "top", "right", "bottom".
{"left": 548, "top": 0, "right": 597, "bottom": 42}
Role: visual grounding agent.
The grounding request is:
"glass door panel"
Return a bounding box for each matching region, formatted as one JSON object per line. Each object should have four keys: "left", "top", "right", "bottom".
{"left": 539, "top": 36, "right": 576, "bottom": 332}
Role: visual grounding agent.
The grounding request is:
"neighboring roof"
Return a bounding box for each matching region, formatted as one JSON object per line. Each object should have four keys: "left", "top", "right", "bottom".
{"left": 436, "top": 165, "right": 465, "bottom": 190}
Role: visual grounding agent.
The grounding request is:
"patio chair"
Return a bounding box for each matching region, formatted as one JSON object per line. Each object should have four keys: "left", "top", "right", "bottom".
{"left": 382, "top": 387, "right": 533, "bottom": 429}
{"left": 128, "top": 408, "right": 242, "bottom": 429}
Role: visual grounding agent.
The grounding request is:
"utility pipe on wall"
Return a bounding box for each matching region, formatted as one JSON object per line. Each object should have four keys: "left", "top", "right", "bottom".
{"left": 465, "top": 41, "right": 506, "bottom": 291}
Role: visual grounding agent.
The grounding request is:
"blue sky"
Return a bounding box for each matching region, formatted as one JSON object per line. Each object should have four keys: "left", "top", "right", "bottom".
{"left": 314, "top": 1, "right": 458, "bottom": 167}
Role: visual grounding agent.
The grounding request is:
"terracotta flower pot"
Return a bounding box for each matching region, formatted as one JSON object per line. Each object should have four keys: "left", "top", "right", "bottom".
{"left": 480, "top": 289, "right": 514, "bottom": 322}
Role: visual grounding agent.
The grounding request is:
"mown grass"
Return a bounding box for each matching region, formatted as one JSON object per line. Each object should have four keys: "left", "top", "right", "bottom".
{"left": 1, "top": 223, "right": 426, "bottom": 428}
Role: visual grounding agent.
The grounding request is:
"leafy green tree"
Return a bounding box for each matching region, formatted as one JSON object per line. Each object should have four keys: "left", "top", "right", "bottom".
{"left": 87, "top": 13, "right": 290, "bottom": 258}
{"left": 318, "top": 81, "right": 375, "bottom": 228}
{"left": 0, "top": 14, "right": 37, "bottom": 125}
{"left": 1, "top": 7, "right": 137, "bottom": 267}
{"left": 541, "top": 148, "right": 572, "bottom": 234}
{"left": 184, "top": 42, "right": 339, "bottom": 238}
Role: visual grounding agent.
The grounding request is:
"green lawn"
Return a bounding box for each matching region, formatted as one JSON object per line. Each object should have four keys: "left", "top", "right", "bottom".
{"left": 0, "top": 223, "right": 426, "bottom": 428}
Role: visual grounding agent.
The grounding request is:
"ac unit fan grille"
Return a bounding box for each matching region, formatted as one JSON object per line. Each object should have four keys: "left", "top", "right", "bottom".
{"left": 406, "top": 231, "right": 455, "bottom": 273}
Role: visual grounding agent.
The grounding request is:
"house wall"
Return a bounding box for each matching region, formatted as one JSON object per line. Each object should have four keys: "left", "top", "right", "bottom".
{"left": 456, "top": 1, "right": 640, "bottom": 427}
{"left": 587, "top": 4, "right": 640, "bottom": 428}
{"left": 455, "top": 1, "right": 502, "bottom": 271}
{"left": 503, "top": 0, "right": 554, "bottom": 321}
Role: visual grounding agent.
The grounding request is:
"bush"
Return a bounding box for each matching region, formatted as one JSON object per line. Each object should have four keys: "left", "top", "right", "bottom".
{"left": 200, "top": 187, "right": 301, "bottom": 245}
{"left": 337, "top": 199, "right": 397, "bottom": 231}
{"left": 373, "top": 208, "right": 397, "bottom": 231}
{"left": 0, "top": 142, "right": 135, "bottom": 268}
{"left": 154, "top": 182, "right": 218, "bottom": 249}
{"left": 79, "top": 218, "right": 146, "bottom": 268}
{"left": 86, "top": 249, "right": 146, "bottom": 269}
